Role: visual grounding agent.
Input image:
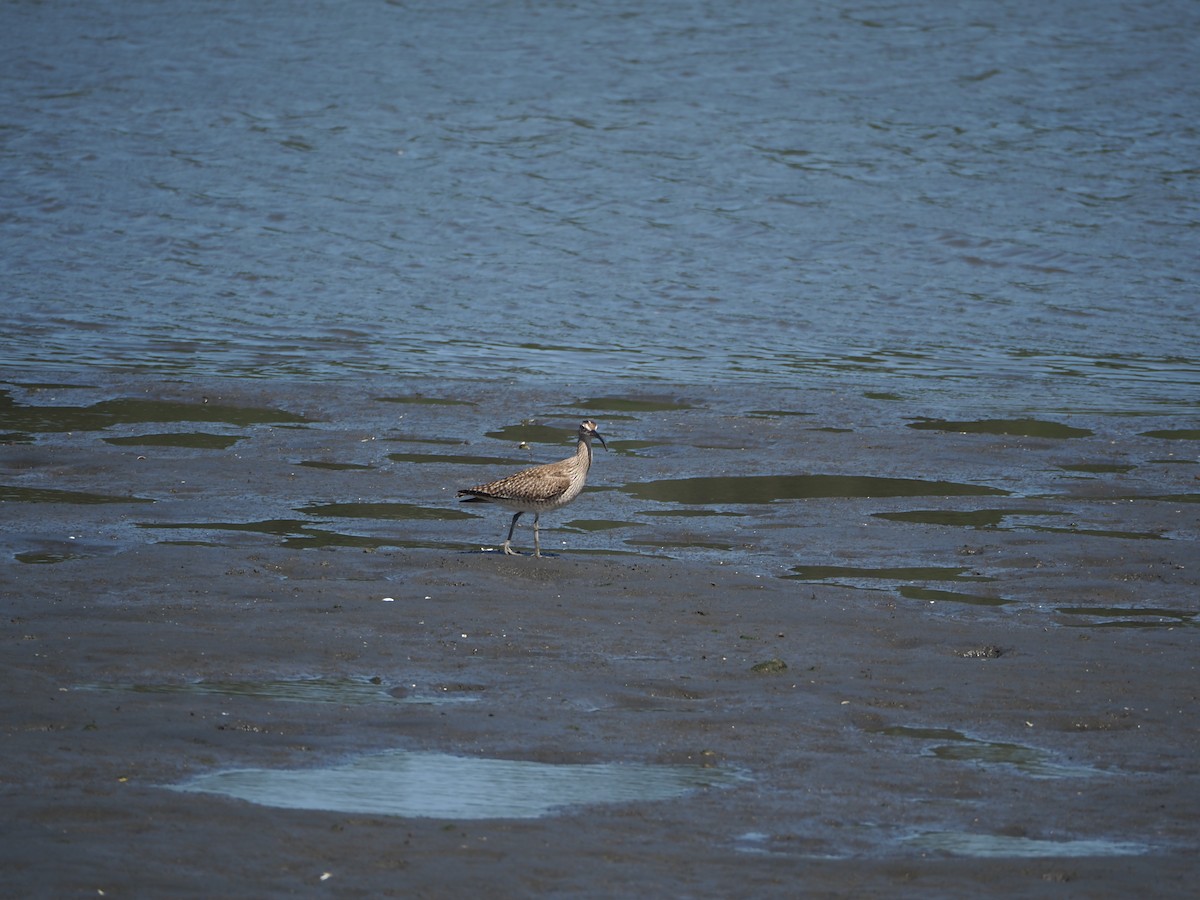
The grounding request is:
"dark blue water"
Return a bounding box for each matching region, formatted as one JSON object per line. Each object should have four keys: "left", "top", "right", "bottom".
{"left": 2, "top": 0, "right": 1198, "bottom": 415}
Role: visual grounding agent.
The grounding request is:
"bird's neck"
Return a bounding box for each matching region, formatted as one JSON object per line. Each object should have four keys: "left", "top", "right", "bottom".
{"left": 576, "top": 437, "right": 592, "bottom": 471}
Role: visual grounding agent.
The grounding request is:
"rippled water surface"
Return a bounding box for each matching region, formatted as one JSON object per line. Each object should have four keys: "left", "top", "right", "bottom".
{"left": 2, "top": 0, "right": 1197, "bottom": 414}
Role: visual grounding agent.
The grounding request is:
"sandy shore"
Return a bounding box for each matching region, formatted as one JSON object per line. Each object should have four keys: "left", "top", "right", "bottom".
{"left": 2, "top": 376, "right": 1197, "bottom": 897}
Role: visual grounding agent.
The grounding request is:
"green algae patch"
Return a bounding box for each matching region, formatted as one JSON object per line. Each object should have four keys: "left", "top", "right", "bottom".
{"left": 623, "top": 474, "right": 1007, "bottom": 505}
{"left": 298, "top": 501, "right": 473, "bottom": 521}
{"left": 0, "top": 391, "right": 309, "bottom": 441}
{"left": 907, "top": 418, "right": 1093, "bottom": 438}
{"left": 750, "top": 658, "right": 789, "bottom": 674}
{"left": 1, "top": 485, "right": 153, "bottom": 505}
{"left": 103, "top": 432, "right": 242, "bottom": 450}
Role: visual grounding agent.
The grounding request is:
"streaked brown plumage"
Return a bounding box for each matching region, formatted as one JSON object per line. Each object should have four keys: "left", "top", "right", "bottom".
{"left": 457, "top": 420, "right": 607, "bottom": 557}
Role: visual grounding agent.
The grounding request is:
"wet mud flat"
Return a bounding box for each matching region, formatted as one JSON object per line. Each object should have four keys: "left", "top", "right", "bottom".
{"left": 2, "top": 375, "right": 1198, "bottom": 897}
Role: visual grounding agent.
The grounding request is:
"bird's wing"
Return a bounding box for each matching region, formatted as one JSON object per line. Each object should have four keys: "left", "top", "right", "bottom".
{"left": 480, "top": 467, "right": 572, "bottom": 503}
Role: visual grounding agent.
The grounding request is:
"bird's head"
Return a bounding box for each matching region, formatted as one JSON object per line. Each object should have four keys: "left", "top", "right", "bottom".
{"left": 580, "top": 419, "right": 608, "bottom": 451}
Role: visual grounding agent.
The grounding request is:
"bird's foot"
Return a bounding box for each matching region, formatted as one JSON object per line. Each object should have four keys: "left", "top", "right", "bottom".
{"left": 502, "top": 543, "right": 520, "bottom": 556}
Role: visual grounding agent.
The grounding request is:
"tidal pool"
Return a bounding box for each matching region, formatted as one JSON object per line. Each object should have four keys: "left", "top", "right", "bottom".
{"left": 172, "top": 750, "right": 744, "bottom": 820}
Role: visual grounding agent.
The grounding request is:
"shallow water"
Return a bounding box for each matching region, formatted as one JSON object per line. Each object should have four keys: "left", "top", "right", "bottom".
{"left": 3, "top": 382, "right": 1195, "bottom": 610}
{"left": 2, "top": 0, "right": 1198, "bottom": 417}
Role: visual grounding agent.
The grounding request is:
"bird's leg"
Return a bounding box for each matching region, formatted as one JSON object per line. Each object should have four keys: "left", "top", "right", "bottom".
{"left": 533, "top": 513, "right": 541, "bottom": 558}
{"left": 503, "top": 511, "right": 522, "bottom": 556}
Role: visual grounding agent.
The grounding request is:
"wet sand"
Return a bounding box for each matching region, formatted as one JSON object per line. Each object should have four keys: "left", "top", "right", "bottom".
{"left": 2, "top": 376, "right": 1197, "bottom": 897}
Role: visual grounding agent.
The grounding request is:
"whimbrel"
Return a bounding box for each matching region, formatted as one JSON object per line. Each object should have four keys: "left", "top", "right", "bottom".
{"left": 457, "top": 420, "right": 607, "bottom": 557}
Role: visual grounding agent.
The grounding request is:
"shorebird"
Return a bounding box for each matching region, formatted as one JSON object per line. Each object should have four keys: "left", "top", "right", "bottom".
{"left": 457, "top": 420, "right": 608, "bottom": 557}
